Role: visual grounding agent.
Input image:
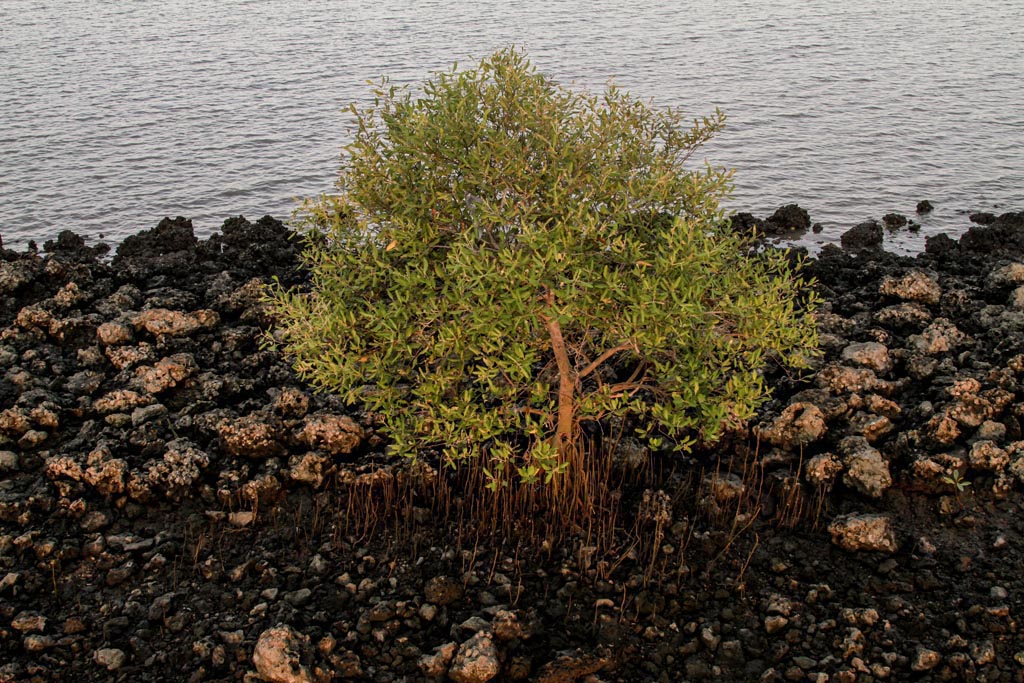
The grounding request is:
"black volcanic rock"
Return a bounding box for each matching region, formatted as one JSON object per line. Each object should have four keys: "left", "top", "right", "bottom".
{"left": 882, "top": 213, "right": 907, "bottom": 230}
{"left": 916, "top": 200, "right": 934, "bottom": 214}
{"left": 766, "top": 204, "right": 811, "bottom": 233}
{"left": 840, "top": 220, "right": 883, "bottom": 250}
{"left": 968, "top": 211, "right": 997, "bottom": 225}
{"left": 959, "top": 211, "right": 1024, "bottom": 255}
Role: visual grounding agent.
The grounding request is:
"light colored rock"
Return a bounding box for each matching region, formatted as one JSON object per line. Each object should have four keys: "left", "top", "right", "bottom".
{"left": 11, "top": 611, "right": 46, "bottom": 632}
{"left": 105, "top": 342, "right": 156, "bottom": 371}
{"left": 0, "top": 450, "right": 19, "bottom": 473}
{"left": 300, "top": 414, "right": 364, "bottom": 455}
{"left": 757, "top": 402, "right": 827, "bottom": 450}
{"left": 848, "top": 412, "right": 894, "bottom": 443}
{"left": 841, "top": 342, "right": 893, "bottom": 374}
{"left": 96, "top": 322, "right": 133, "bottom": 346}
{"left": 94, "top": 647, "right": 127, "bottom": 671}
{"left": 924, "top": 410, "right": 961, "bottom": 446}
{"left": 879, "top": 270, "right": 941, "bottom": 305}
{"left": 418, "top": 642, "right": 457, "bottom": 678}
{"left": 147, "top": 439, "right": 210, "bottom": 495}
{"left": 252, "top": 625, "right": 312, "bottom": 683}
{"left": 804, "top": 453, "right": 843, "bottom": 487}
{"left": 132, "top": 353, "right": 197, "bottom": 394}
{"left": 93, "top": 389, "right": 153, "bottom": 414}
{"left": 969, "top": 440, "right": 1010, "bottom": 471}
{"left": 840, "top": 437, "right": 892, "bottom": 498}
{"left": 817, "top": 365, "right": 888, "bottom": 395}
{"left": 874, "top": 302, "right": 932, "bottom": 327}
{"left": 1010, "top": 285, "right": 1024, "bottom": 310}
{"left": 986, "top": 262, "right": 1024, "bottom": 288}
{"left": 912, "top": 646, "right": 942, "bottom": 671}
{"left": 219, "top": 414, "right": 281, "bottom": 458}
{"left": 288, "top": 452, "right": 330, "bottom": 487}
{"left": 908, "top": 318, "right": 968, "bottom": 355}
{"left": 132, "top": 308, "right": 219, "bottom": 337}
{"left": 828, "top": 513, "right": 899, "bottom": 553}
{"left": 449, "top": 631, "right": 500, "bottom": 683}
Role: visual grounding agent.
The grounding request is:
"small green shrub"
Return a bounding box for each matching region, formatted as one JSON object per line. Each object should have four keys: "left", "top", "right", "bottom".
{"left": 267, "top": 48, "right": 818, "bottom": 490}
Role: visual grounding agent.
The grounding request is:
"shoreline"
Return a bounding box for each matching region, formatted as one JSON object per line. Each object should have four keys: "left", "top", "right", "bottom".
{"left": 2, "top": 211, "right": 1024, "bottom": 682}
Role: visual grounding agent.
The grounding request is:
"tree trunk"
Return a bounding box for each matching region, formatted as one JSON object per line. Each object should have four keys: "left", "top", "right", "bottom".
{"left": 542, "top": 291, "right": 575, "bottom": 460}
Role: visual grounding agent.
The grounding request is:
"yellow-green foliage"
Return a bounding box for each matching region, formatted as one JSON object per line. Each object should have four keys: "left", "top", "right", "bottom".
{"left": 267, "top": 48, "right": 818, "bottom": 487}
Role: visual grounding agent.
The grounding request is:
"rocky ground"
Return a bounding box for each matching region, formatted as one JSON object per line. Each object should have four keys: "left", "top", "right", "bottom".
{"left": 1, "top": 209, "right": 1024, "bottom": 683}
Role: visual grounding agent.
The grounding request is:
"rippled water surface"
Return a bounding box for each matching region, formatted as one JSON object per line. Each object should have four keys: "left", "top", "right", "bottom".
{"left": 2, "top": 0, "right": 1023, "bottom": 252}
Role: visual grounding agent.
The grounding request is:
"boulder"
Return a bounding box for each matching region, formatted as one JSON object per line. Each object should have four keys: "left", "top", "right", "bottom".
{"left": 766, "top": 204, "right": 811, "bottom": 233}
{"left": 840, "top": 220, "right": 883, "bottom": 250}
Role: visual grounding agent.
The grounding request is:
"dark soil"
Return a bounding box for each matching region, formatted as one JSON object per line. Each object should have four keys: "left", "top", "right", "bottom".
{"left": 2, "top": 211, "right": 1024, "bottom": 683}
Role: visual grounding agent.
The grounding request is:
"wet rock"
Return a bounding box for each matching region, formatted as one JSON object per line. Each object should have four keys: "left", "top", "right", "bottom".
{"left": 449, "top": 631, "right": 500, "bottom": 683}
{"left": 299, "top": 414, "right": 363, "bottom": 455}
{"left": 252, "top": 625, "right": 313, "bottom": 683}
{"left": 730, "top": 212, "right": 766, "bottom": 237}
{"left": 916, "top": 200, "right": 934, "bottom": 214}
{"left": 840, "top": 437, "right": 891, "bottom": 498}
{"left": 969, "top": 212, "right": 997, "bottom": 226}
{"left": 959, "top": 212, "right": 1024, "bottom": 254}
{"left": 841, "top": 342, "right": 893, "bottom": 374}
{"left": 766, "top": 204, "right": 811, "bottom": 233}
{"left": 840, "top": 221, "right": 883, "bottom": 250}
{"left": 882, "top": 213, "right": 907, "bottom": 230}
{"left": 828, "top": 513, "right": 899, "bottom": 553}
{"left": 757, "top": 402, "right": 827, "bottom": 450}
{"left": 879, "top": 271, "right": 941, "bottom": 305}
